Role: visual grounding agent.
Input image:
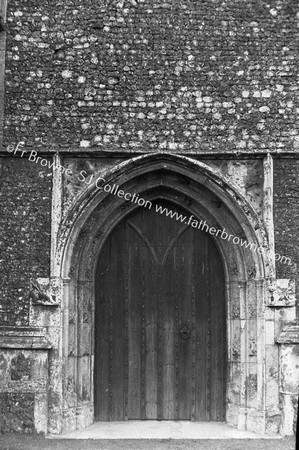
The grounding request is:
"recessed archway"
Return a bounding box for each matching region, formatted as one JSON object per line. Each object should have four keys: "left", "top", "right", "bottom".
{"left": 54, "top": 154, "right": 269, "bottom": 434}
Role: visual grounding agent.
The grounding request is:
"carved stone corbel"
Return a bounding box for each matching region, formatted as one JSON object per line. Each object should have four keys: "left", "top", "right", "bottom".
{"left": 29, "top": 278, "right": 60, "bottom": 306}
{"left": 267, "top": 279, "right": 296, "bottom": 307}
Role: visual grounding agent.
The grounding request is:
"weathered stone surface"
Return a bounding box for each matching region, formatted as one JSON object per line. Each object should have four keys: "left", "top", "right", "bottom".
{"left": 265, "top": 344, "right": 280, "bottom": 417}
{"left": 3, "top": 0, "right": 299, "bottom": 153}
{"left": 275, "top": 323, "right": 299, "bottom": 435}
{"left": 0, "top": 344, "right": 50, "bottom": 434}
{"left": 0, "top": 393, "right": 35, "bottom": 434}
{"left": 273, "top": 160, "right": 299, "bottom": 315}
{"left": 276, "top": 321, "right": 299, "bottom": 344}
{"left": 0, "top": 326, "right": 52, "bottom": 349}
{"left": 207, "top": 160, "right": 264, "bottom": 219}
{"left": 0, "top": 158, "right": 52, "bottom": 326}
{"left": 10, "top": 353, "right": 32, "bottom": 381}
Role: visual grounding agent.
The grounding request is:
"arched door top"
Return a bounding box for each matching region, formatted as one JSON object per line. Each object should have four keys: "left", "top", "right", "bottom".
{"left": 60, "top": 154, "right": 268, "bottom": 282}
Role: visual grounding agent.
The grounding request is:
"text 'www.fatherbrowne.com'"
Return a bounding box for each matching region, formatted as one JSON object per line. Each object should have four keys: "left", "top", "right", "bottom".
{"left": 7, "top": 143, "right": 292, "bottom": 266}
{"left": 154, "top": 204, "right": 292, "bottom": 266}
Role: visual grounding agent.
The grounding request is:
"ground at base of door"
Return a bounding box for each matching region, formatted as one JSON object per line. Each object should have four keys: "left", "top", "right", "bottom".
{"left": 0, "top": 435, "right": 295, "bottom": 450}
{"left": 48, "top": 421, "right": 283, "bottom": 440}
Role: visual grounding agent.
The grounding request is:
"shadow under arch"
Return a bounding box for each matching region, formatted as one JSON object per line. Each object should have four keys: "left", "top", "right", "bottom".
{"left": 56, "top": 153, "right": 270, "bottom": 434}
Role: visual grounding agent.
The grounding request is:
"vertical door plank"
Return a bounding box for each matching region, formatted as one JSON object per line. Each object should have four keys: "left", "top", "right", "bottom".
{"left": 144, "top": 261, "right": 158, "bottom": 419}
{"left": 109, "top": 225, "right": 125, "bottom": 420}
{"left": 127, "top": 224, "right": 142, "bottom": 419}
{"left": 177, "top": 228, "right": 193, "bottom": 420}
{"left": 204, "top": 233, "right": 211, "bottom": 422}
{"left": 190, "top": 229, "right": 196, "bottom": 421}
{"left": 194, "top": 230, "right": 208, "bottom": 421}
{"left": 124, "top": 222, "right": 129, "bottom": 421}
{"left": 159, "top": 205, "right": 185, "bottom": 420}
{"left": 95, "top": 234, "right": 113, "bottom": 421}
{"left": 173, "top": 238, "right": 180, "bottom": 420}
{"left": 95, "top": 240, "right": 110, "bottom": 421}
{"left": 136, "top": 208, "right": 158, "bottom": 419}
{"left": 160, "top": 241, "right": 175, "bottom": 418}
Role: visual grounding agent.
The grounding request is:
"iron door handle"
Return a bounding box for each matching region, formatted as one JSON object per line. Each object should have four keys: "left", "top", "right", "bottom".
{"left": 179, "top": 325, "right": 191, "bottom": 340}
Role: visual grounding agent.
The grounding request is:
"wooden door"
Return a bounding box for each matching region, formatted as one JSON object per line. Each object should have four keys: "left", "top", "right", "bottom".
{"left": 94, "top": 200, "right": 226, "bottom": 421}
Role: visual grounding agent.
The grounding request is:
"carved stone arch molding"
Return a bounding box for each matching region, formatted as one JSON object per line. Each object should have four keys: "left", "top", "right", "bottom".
{"left": 49, "top": 154, "right": 272, "bottom": 434}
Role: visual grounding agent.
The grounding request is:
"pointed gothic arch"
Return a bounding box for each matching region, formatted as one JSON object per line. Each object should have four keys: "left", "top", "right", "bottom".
{"left": 49, "top": 154, "right": 270, "bottom": 434}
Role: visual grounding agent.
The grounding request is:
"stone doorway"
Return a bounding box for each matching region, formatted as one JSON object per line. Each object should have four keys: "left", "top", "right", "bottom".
{"left": 51, "top": 154, "right": 271, "bottom": 435}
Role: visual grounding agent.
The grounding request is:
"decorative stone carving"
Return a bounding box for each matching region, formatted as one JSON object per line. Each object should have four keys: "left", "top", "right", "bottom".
{"left": 249, "top": 338, "right": 257, "bottom": 357}
{"left": 267, "top": 279, "right": 296, "bottom": 307}
{"left": 69, "top": 266, "right": 76, "bottom": 278}
{"left": 0, "top": 16, "right": 6, "bottom": 33}
{"left": 79, "top": 228, "right": 88, "bottom": 239}
{"left": 232, "top": 303, "right": 240, "bottom": 319}
{"left": 248, "top": 266, "right": 256, "bottom": 279}
{"left": 69, "top": 310, "right": 76, "bottom": 324}
{"left": 83, "top": 312, "right": 90, "bottom": 324}
{"left": 29, "top": 278, "right": 59, "bottom": 306}
{"left": 276, "top": 321, "right": 299, "bottom": 344}
{"left": 230, "top": 265, "right": 239, "bottom": 278}
{"left": 84, "top": 269, "right": 92, "bottom": 281}
{"left": 11, "top": 353, "right": 32, "bottom": 381}
{"left": 182, "top": 196, "right": 193, "bottom": 207}
{"left": 232, "top": 343, "right": 241, "bottom": 359}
